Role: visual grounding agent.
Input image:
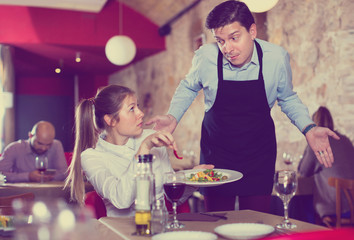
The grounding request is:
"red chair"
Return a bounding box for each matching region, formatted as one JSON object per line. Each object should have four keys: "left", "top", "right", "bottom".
{"left": 64, "top": 152, "right": 73, "bottom": 166}
{"left": 164, "top": 195, "right": 191, "bottom": 213}
{"left": 84, "top": 191, "right": 189, "bottom": 219}
{"left": 85, "top": 191, "right": 107, "bottom": 219}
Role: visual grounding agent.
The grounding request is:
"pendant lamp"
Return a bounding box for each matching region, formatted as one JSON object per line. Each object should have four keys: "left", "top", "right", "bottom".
{"left": 241, "top": 0, "right": 279, "bottom": 13}
{"left": 105, "top": 1, "right": 136, "bottom": 66}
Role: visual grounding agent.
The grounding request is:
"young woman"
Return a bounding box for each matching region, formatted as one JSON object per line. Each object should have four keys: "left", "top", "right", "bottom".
{"left": 65, "top": 85, "right": 184, "bottom": 217}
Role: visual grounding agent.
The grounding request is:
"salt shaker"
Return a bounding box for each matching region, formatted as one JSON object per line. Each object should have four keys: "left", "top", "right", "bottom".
{"left": 150, "top": 199, "right": 168, "bottom": 235}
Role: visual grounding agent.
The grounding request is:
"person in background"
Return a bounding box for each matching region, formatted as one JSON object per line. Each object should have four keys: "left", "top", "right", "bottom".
{"left": 298, "top": 106, "right": 354, "bottom": 225}
{"left": 146, "top": 0, "right": 339, "bottom": 213}
{"left": 0, "top": 121, "right": 68, "bottom": 182}
{"left": 65, "top": 85, "right": 211, "bottom": 217}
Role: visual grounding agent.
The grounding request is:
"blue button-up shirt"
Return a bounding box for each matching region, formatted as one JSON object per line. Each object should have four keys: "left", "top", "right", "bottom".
{"left": 168, "top": 39, "right": 313, "bottom": 132}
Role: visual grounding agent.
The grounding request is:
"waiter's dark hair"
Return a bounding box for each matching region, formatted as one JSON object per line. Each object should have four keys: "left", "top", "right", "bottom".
{"left": 205, "top": 0, "right": 255, "bottom": 31}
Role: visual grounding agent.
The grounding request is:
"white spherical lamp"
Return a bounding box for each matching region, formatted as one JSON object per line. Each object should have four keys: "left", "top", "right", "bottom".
{"left": 241, "top": 0, "right": 279, "bottom": 13}
{"left": 105, "top": 35, "right": 137, "bottom": 66}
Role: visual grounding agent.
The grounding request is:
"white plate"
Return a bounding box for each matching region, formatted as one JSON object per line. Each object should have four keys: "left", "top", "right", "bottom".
{"left": 152, "top": 231, "right": 217, "bottom": 240}
{"left": 181, "top": 168, "right": 243, "bottom": 187}
{"left": 214, "top": 223, "right": 274, "bottom": 240}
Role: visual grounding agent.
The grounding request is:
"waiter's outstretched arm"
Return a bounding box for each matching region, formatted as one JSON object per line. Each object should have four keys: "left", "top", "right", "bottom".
{"left": 145, "top": 114, "right": 178, "bottom": 133}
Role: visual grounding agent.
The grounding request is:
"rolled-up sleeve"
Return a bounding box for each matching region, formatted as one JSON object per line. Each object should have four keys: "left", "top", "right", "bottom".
{"left": 276, "top": 52, "right": 313, "bottom": 131}
{"left": 168, "top": 50, "right": 204, "bottom": 123}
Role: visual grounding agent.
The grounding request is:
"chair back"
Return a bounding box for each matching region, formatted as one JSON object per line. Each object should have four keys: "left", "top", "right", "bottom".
{"left": 328, "top": 177, "right": 354, "bottom": 227}
{"left": 0, "top": 193, "right": 35, "bottom": 215}
{"left": 84, "top": 191, "right": 107, "bottom": 219}
{"left": 64, "top": 152, "right": 73, "bottom": 166}
{"left": 164, "top": 195, "right": 190, "bottom": 213}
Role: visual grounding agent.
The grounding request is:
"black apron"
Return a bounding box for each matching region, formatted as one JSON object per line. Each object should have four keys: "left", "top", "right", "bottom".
{"left": 200, "top": 41, "right": 277, "bottom": 197}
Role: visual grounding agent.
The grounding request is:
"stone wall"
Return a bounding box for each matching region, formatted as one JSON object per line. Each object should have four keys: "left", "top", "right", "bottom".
{"left": 267, "top": 0, "right": 354, "bottom": 170}
{"left": 110, "top": 0, "right": 354, "bottom": 170}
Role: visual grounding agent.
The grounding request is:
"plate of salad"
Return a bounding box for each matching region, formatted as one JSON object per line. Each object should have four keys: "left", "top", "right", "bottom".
{"left": 180, "top": 169, "right": 243, "bottom": 187}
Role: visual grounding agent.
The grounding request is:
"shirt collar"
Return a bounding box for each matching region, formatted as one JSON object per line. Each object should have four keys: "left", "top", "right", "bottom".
{"left": 223, "top": 42, "right": 259, "bottom": 70}
{"left": 125, "top": 137, "right": 136, "bottom": 150}
{"left": 98, "top": 135, "right": 136, "bottom": 151}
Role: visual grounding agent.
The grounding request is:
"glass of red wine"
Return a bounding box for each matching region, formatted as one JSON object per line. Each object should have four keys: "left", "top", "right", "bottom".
{"left": 35, "top": 156, "right": 48, "bottom": 183}
{"left": 163, "top": 171, "right": 186, "bottom": 229}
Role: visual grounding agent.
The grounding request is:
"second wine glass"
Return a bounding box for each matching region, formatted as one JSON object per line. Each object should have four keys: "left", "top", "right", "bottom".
{"left": 163, "top": 171, "right": 186, "bottom": 229}
{"left": 35, "top": 156, "right": 48, "bottom": 183}
{"left": 274, "top": 170, "right": 297, "bottom": 229}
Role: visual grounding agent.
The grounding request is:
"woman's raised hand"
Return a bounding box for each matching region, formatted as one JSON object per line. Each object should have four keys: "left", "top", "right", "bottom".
{"left": 137, "top": 131, "right": 178, "bottom": 156}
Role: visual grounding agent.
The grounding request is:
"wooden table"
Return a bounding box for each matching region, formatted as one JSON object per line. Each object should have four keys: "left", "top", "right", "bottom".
{"left": 97, "top": 210, "right": 328, "bottom": 240}
{"left": 0, "top": 181, "right": 93, "bottom": 203}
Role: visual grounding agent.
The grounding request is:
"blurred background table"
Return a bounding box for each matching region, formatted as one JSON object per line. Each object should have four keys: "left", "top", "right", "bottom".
{"left": 0, "top": 216, "right": 117, "bottom": 240}
{"left": 0, "top": 181, "right": 93, "bottom": 203}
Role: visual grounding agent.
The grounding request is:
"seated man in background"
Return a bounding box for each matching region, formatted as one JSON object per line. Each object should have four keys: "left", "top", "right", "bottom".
{"left": 0, "top": 121, "right": 68, "bottom": 182}
{"left": 298, "top": 106, "right": 354, "bottom": 225}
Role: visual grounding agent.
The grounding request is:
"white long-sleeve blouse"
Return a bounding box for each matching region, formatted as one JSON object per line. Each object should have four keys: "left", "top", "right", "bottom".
{"left": 81, "top": 129, "right": 174, "bottom": 217}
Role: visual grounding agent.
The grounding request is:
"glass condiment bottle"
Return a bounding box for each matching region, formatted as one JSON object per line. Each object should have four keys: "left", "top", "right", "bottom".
{"left": 135, "top": 154, "right": 154, "bottom": 235}
{"left": 145, "top": 154, "right": 156, "bottom": 207}
{"left": 150, "top": 199, "right": 168, "bottom": 235}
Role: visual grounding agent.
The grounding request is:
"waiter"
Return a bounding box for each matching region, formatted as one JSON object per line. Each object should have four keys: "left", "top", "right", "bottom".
{"left": 146, "top": 0, "right": 339, "bottom": 213}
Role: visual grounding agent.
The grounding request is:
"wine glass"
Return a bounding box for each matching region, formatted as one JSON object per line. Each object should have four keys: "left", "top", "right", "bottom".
{"left": 163, "top": 172, "right": 186, "bottom": 229}
{"left": 274, "top": 170, "right": 297, "bottom": 229}
{"left": 282, "top": 152, "right": 292, "bottom": 165}
{"left": 35, "top": 156, "right": 48, "bottom": 183}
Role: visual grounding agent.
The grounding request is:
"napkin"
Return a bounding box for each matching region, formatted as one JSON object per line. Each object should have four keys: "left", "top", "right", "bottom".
{"left": 177, "top": 212, "right": 227, "bottom": 222}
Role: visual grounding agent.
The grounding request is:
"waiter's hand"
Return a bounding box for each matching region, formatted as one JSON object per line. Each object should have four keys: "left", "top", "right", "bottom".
{"left": 305, "top": 126, "right": 340, "bottom": 168}
{"left": 193, "top": 164, "right": 215, "bottom": 169}
{"left": 29, "top": 170, "right": 54, "bottom": 182}
{"left": 145, "top": 114, "right": 177, "bottom": 133}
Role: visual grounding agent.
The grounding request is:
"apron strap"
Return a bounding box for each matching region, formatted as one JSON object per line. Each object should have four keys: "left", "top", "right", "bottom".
{"left": 217, "top": 49, "right": 224, "bottom": 87}
{"left": 254, "top": 40, "right": 263, "bottom": 81}
{"left": 217, "top": 40, "right": 263, "bottom": 83}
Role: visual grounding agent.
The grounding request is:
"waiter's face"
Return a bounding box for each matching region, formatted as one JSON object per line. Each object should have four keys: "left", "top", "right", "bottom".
{"left": 213, "top": 21, "right": 257, "bottom": 68}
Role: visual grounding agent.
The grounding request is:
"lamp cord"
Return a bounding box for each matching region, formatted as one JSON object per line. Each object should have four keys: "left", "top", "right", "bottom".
{"left": 119, "top": 0, "right": 122, "bottom": 35}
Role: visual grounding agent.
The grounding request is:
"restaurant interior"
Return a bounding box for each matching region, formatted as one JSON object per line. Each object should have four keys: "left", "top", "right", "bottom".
{"left": 0, "top": 0, "right": 353, "bottom": 239}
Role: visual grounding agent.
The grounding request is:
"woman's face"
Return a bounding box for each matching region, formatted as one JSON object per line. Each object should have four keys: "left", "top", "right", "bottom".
{"left": 110, "top": 94, "right": 144, "bottom": 144}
